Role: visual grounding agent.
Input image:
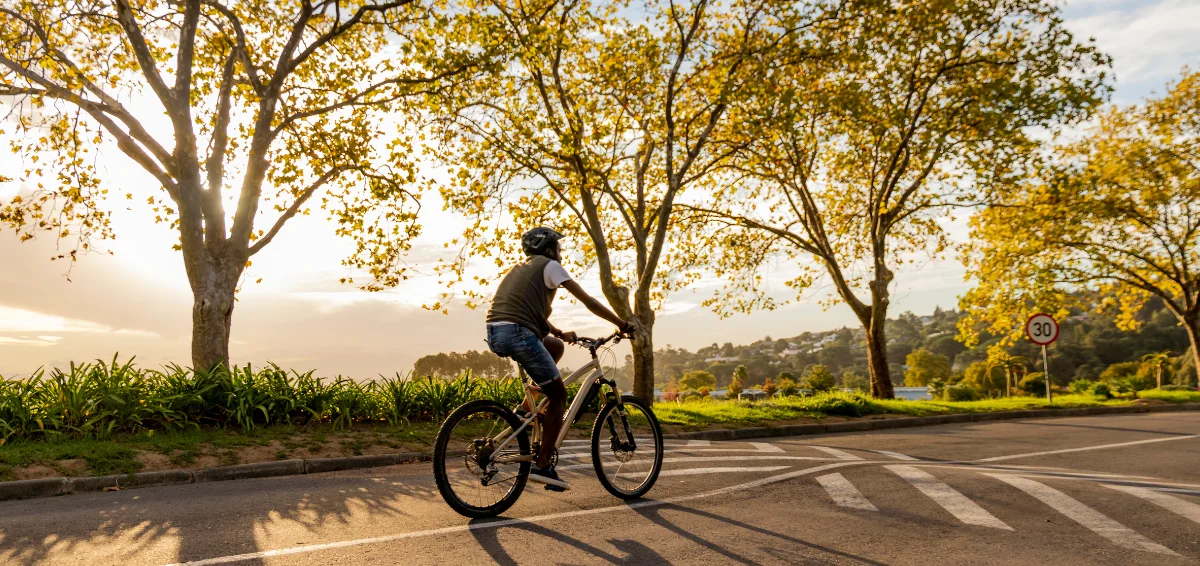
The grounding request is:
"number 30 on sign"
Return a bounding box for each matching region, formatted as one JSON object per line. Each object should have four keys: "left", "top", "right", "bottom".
{"left": 1025, "top": 313, "right": 1059, "bottom": 346}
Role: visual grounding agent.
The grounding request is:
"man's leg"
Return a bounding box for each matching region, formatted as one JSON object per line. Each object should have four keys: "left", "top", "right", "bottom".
{"left": 543, "top": 335, "right": 565, "bottom": 363}
{"left": 536, "top": 377, "right": 567, "bottom": 469}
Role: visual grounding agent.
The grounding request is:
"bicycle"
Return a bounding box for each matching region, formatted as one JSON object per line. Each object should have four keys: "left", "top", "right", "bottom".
{"left": 432, "top": 329, "right": 664, "bottom": 518}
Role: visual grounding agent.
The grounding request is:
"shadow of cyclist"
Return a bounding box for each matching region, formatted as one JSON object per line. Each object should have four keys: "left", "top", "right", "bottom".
{"left": 468, "top": 517, "right": 667, "bottom": 565}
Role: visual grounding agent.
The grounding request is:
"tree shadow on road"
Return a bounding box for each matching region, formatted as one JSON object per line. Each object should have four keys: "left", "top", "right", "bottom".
{"left": 0, "top": 464, "right": 440, "bottom": 565}
{"left": 629, "top": 501, "right": 887, "bottom": 566}
{"left": 468, "top": 517, "right": 668, "bottom": 565}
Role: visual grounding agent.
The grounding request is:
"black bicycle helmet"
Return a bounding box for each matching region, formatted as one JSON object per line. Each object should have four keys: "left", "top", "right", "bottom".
{"left": 521, "top": 227, "right": 563, "bottom": 256}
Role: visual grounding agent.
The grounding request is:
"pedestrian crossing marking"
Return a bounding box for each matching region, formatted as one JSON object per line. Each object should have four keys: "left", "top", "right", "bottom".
{"left": 751, "top": 442, "right": 784, "bottom": 453}
{"left": 816, "top": 473, "right": 878, "bottom": 511}
{"left": 988, "top": 474, "right": 1178, "bottom": 555}
{"left": 687, "top": 439, "right": 712, "bottom": 447}
{"left": 871, "top": 450, "right": 918, "bottom": 461}
{"left": 810, "top": 446, "right": 863, "bottom": 460}
{"left": 1103, "top": 484, "right": 1200, "bottom": 526}
{"left": 888, "top": 466, "right": 1012, "bottom": 530}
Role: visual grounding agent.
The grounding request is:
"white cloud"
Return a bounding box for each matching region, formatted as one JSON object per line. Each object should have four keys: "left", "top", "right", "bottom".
{"left": 0, "top": 305, "right": 156, "bottom": 337}
{"left": 0, "top": 335, "right": 61, "bottom": 347}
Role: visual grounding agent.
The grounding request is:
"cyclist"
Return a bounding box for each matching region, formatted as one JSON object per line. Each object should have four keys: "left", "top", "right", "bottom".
{"left": 485, "top": 227, "right": 633, "bottom": 492}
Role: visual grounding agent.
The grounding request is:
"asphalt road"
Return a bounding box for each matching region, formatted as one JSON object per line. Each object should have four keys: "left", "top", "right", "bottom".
{"left": 1, "top": 412, "right": 1197, "bottom": 565}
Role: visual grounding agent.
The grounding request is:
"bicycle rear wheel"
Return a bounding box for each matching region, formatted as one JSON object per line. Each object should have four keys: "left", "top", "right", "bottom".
{"left": 590, "top": 395, "right": 663, "bottom": 499}
{"left": 433, "top": 400, "right": 531, "bottom": 518}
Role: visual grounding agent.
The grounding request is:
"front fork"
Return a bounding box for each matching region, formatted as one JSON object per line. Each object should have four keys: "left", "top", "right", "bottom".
{"left": 600, "top": 378, "right": 637, "bottom": 451}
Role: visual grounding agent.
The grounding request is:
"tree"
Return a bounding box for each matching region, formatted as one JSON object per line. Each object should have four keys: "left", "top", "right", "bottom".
{"left": 962, "top": 361, "right": 1005, "bottom": 397}
{"left": 841, "top": 369, "right": 867, "bottom": 391}
{"left": 904, "top": 348, "right": 951, "bottom": 387}
{"left": 961, "top": 71, "right": 1199, "bottom": 391}
{"left": 0, "top": 1, "right": 475, "bottom": 369}
{"left": 1141, "top": 351, "right": 1172, "bottom": 390}
{"left": 428, "top": 0, "right": 831, "bottom": 403}
{"left": 679, "top": 370, "right": 717, "bottom": 392}
{"left": 413, "top": 350, "right": 514, "bottom": 378}
{"left": 686, "top": 0, "right": 1108, "bottom": 398}
{"left": 804, "top": 364, "right": 836, "bottom": 392}
{"left": 762, "top": 376, "right": 777, "bottom": 398}
{"left": 727, "top": 369, "right": 745, "bottom": 399}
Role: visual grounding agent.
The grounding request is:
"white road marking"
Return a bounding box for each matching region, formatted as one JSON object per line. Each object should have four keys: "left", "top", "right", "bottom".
{"left": 559, "top": 455, "right": 840, "bottom": 471}
{"left": 871, "top": 450, "right": 918, "bottom": 461}
{"left": 816, "top": 473, "right": 878, "bottom": 511}
{"left": 557, "top": 448, "right": 795, "bottom": 460}
{"left": 809, "top": 446, "right": 863, "bottom": 460}
{"left": 988, "top": 474, "right": 1178, "bottom": 555}
{"left": 887, "top": 466, "right": 1012, "bottom": 530}
{"left": 623, "top": 466, "right": 790, "bottom": 479}
{"left": 1104, "top": 484, "right": 1200, "bottom": 525}
{"left": 751, "top": 442, "right": 784, "bottom": 453}
{"left": 976, "top": 435, "right": 1200, "bottom": 463}
{"left": 165, "top": 462, "right": 862, "bottom": 566}
{"left": 687, "top": 439, "right": 711, "bottom": 447}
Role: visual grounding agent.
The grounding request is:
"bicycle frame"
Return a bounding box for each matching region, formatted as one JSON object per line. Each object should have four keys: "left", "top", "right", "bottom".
{"left": 490, "top": 351, "right": 623, "bottom": 464}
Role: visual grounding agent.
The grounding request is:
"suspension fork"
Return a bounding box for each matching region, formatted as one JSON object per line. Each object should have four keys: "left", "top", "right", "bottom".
{"left": 600, "top": 378, "right": 637, "bottom": 450}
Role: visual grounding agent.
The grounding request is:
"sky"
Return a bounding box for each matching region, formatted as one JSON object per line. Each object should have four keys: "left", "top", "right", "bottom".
{"left": 1, "top": 0, "right": 1198, "bottom": 377}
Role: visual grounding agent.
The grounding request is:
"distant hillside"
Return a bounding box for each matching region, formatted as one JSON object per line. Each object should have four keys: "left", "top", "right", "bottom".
{"left": 618, "top": 300, "right": 1193, "bottom": 389}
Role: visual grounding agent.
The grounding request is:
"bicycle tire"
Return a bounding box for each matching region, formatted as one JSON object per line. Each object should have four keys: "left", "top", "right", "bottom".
{"left": 590, "top": 395, "right": 664, "bottom": 500}
{"left": 433, "top": 399, "right": 531, "bottom": 518}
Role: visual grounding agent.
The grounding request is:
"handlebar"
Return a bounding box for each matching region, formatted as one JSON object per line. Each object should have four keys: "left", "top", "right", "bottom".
{"left": 571, "top": 329, "right": 631, "bottom": 350}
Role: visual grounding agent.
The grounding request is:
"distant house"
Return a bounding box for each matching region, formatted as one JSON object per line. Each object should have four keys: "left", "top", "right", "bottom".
{"left": 704, "top": 355, "right": 740, "bottom": 363}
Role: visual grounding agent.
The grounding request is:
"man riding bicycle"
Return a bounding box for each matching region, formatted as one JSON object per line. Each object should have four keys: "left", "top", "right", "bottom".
{"left": 485, "top": 227, "right": 633, "bottom": 492}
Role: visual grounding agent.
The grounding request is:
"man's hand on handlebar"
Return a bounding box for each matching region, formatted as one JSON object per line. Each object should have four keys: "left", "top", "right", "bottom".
{"left": 560, "top": 330, "right": 578, "bottom": 343}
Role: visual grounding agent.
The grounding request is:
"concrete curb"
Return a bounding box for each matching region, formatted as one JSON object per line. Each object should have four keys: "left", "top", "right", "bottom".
{"left": 2, "top": 402, "right": 1196, "bottom": 502}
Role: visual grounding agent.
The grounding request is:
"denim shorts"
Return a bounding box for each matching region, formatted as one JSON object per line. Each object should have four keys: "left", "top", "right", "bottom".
{"left": 486, "top": 323, "right": 561, "bottom": 386}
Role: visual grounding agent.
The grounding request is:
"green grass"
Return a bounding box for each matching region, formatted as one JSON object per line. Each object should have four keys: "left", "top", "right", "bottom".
{"left": 653, "top": 391, "right": 1145, "bottom": 428}
{"left": 1136, "top": 389, "right": 1200, "bottom": 403}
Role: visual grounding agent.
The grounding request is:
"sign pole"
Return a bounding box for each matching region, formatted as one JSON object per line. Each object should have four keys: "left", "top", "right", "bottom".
{"left": 1042, "top": 344, "right": 1051, "bottom": 403}
{"left": 1025, "top": 313, "right": 1059, "bottom": 405}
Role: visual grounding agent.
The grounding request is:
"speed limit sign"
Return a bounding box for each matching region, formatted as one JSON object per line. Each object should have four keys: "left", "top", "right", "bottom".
{"left": 1025, "top": 313, "right": 1059, "bottom": 345}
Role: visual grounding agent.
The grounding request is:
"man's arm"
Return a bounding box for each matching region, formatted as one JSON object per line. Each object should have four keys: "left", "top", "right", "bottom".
{"left": 561, "top": 280, "right": 631, "bottom": 331}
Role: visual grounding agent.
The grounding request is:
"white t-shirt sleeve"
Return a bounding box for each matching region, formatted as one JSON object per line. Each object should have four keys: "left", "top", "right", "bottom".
{"left": 543, "top": 260, "right": 572, "bottom": 289}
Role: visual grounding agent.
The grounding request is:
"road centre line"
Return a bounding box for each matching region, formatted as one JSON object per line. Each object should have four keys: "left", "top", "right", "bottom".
{"left": 816, "top": 473, "right": 878, "bottom": 511}
{"left": 975, "top": 434, "right": 1200, "bottom": 463}
{"left": 165, "top": 462, "right": 862, "bottom": 566}
{"left": 910, "top": 463, "right": 1200, "bottom": 491}
{"left": 887, "top": 466, "right": 1011, "bottom": 530}
{"left": 1103, "top": 484, "right": 1200, "bottom": 525}
{"left": 987, "top": 474, "right": 1178, "bottom": 555}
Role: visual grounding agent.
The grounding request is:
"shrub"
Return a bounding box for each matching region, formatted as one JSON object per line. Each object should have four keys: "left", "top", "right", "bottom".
{"left": 777, "top": 378, "right": 800, "bottom": 397}
{"left": 804, "top": 365, "right": 836, "bottom": 392}
{"left": 797, "top": 392, "right": 872, "bottom": 417}
{"left": 943, "top": 384, "right": 980, "bottom": 402}
{"left": 1099, "top": 361, "right": 1141, "bottom": 381}
{"left": 1107, "top": 374, "right": 1155, "bottom": 394}
{"left": 1069, "top": 379, "right": 1098, "bottom": 395}
{"left": 1018, "top": 372, "right": 1046, "bottom": 396}
{"left": 679, "top": 370, "right": 717, "bottom": 391}
{"left": 1089, "top": 383, "right": 1112, "bottom": 399}
{"left": 762, "top": 377, "right": 778, "bottom": 398}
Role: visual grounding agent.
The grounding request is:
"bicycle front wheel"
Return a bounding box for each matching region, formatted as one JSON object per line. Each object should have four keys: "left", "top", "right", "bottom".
{"left": 433, "top": 400, "right": 531, "bottom": 518}
{"left": 590, "top": 395, "right": 664, "bottom": 499}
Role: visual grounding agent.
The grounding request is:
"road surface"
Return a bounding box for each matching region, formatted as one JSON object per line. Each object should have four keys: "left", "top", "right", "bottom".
{"left": 1, "top": 411, "right": 1197, "bottom": 565}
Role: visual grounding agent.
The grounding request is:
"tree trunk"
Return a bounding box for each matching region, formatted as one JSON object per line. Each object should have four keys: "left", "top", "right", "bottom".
{"left": 863, "top": 316, "right": 895, "bottom": 399}
{"left": 189, "top": 262, "right": 240, "bottom": 371}
{"left": 1184, "top": 314, "right": 1200, "bottom": 391}
{"left": 629, "top": 307, "right": 657, "bottom": 405}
